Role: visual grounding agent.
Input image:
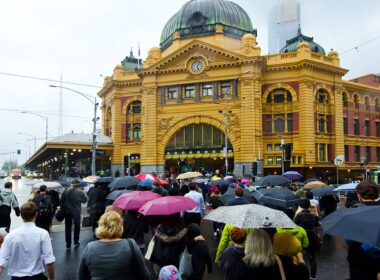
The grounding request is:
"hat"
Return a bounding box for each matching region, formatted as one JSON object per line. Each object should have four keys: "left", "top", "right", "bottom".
{"left": 158, "top": 265, "right": 182, "bottom": 280}
{"left": 230, "top": 227, "right": 247, "bottom": 245}
{"left": 273, "top": 232, "right": 301, "bottom": 258}
{"left": 299, "top": 199, "right": 310, "bottom": 209}
{"left": 187, "top": 223, "right": 201, "bottom": 239}
{"left": 39, "top": 185, "right": 47, "bottom": 192}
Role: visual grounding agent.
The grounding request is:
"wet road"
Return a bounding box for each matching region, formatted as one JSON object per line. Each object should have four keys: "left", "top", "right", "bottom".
{"left": 0, "top": 178, "right": 350, "bottom": 280}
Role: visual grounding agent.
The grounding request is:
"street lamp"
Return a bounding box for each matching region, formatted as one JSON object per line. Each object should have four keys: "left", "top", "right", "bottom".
{"left": 21, "top": 111, "right": 48, "bottom": 142}
{"left": 49, "top": 85, "right": 99, "bottom": 176}
{"left": 17, "top": 132, "right": 37, "bottom": 152}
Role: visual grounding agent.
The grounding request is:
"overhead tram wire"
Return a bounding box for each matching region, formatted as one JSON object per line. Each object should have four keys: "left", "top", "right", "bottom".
{"left": 0, "top": 107, "right": 90, "bottom": 120}
{"left": 340, "top": 34, "right": 380, "bottom": 56}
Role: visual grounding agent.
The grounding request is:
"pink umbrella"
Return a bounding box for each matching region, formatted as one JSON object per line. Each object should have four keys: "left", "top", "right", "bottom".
{"left": 113, "top": 191, "right": 161, "bottom": 210}
{"left": 138, "top": 196, "right": 198, "bottom": 216}
{"left": 241, "top": 178, "right": 250, "bottom": 184}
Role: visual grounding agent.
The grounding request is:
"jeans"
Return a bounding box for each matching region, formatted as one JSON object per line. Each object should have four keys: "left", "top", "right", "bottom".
{"left": 64, "top": 213, "right": 81, "bottom": 246}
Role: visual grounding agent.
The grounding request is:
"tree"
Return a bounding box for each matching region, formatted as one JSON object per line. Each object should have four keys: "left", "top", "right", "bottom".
{"left": 2, "top": 160, "right": 18, "bottom": 172}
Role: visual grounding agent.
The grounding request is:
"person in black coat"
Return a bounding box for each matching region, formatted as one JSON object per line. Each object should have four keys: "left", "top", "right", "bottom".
{"left": 87, "top": 184, "right": 110, "bottom": 232}
{"left": 122, "top": 210, "right": 149, "bottom": 254}
{"left": 186, "top": 223, "right": 212, "bottom": 280}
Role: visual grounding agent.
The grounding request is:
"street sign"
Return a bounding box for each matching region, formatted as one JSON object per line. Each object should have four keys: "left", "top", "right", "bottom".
{"left": 334, "top": 155, "right": 344, "bottom": 166}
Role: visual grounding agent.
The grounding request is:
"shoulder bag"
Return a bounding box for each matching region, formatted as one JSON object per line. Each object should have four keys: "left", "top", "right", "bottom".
{"left": 55, "top": 189, "right": 67, "bottom": 222}
{"left": 275, "top": 255, "right": 286, "bottom": 280}
{"left": 179, "top": 245, "right": 193, "bottom": 278}
{"left": 144, "top": 235, "right": 156, "bottom": 260}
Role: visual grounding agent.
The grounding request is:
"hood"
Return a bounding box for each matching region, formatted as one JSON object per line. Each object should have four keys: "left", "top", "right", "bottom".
{"left": 155, "top": 227, "right": 188, "bottom": 243}
{"left": 229, "top": 246, "right": 245, "bottom": 258}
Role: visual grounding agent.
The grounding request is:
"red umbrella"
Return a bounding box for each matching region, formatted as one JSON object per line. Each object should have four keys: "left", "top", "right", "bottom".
{"left": 138, "top": 196, "right": 198, "bottom": 216}
{"left": 157, "top": 178, "right": 169, "bottom": 185}
{"left": 113, "top": 191, "right": 161, "bottom": 210}
{"left": 135, "top": 173, "right": 168, "bottom": 185}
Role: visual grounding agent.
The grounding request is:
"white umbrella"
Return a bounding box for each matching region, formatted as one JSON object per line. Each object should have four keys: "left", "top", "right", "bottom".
{"left": 176, "top": 171, "right": 203, "bottom": 180}
{"left": 333, "top": 183, "right": 358, "bottom": 192}
{"left": 204, "top": 204, "right": 297, "bottom": 229}
{"left": 32, "top": 181, "right": 63, "bottom": 191}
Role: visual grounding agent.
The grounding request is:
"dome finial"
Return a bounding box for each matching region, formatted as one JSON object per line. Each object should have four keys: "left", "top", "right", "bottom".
{"left": 130, "top": 47, "right": 134, "bottom": 57}
{"left": 297, "top": 24, "right": 301, "bottom": 35}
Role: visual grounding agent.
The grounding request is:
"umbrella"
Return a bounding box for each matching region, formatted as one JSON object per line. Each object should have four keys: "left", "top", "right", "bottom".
{"left": 194, "top": 178, "right": 209, "bottom": 184}
{"left": 50, "top": 180, "right": 70, "bottom": 188}
{"left": 106, "top": 189, "right": 132, "bottom": 201}
{"left": 113, "top": 191, "right": 161, "bottom": 210}
{"left": 83, "top": 176, "right": 100, "bottom": 183}
{"left": 96, "top": 177, "right": 114, "bottom": 184}
{"left": 158, "top": 178, "right": 169, "bottom": 185}
{"left": 255, "top": 175, "right": 289, "bottom": 187}
{"left": 333, "top": 183, "right": 358, "bottom": 192}
{"left": 32, "top": 181, "right": 63, "bottom": 191}
{"left": 253, "top": 188, "right": 301, "bottom": 208}
{"left": 138, "top": 179, "right": 154, "bottom": 188}
{"left": 135, "top": 173, "right": 160, "bottom": 182}
{"left": 321, "top": 206, "right": 380, "bottom": 246}
{"left": 283, "top": 171, "right": 302, "bottom": 180}
{"left": 138, "top": 196, "right": 198, "bottom": 216}
{"left": 211, "top": 180, "right": 230, "bottom": 188}
{"left": 223, "top": 175, "right": 234, "bottom": 180}
{"left": 176, "top": 172, "right": 203, "bottom": 180}
{"left": 221, "top": 188, "right": 257, "bottom": 205}
{"left": 241, "top": 178, "right": 250, "bottom": 184}
{"left": 204, "top": 204, "right": 297, "bottom": 229}
{"left": 304, "top": 181, "right": 327, "bottom": 189}
{"left": 309, "top": 186, "right": 335, "bottom": 198}
{"left": 304, "top": 178, "right": 322, "bottom": 184}
{"left": 109, "top": 176, "right": 140, "bottom": 191}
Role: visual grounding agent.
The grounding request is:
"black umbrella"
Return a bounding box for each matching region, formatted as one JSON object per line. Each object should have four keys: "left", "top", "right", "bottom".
{"left": 106, "top": 189, "right": 133, "bottom": 201}
{"left": 321, "top": 206, "right": 380, "bottom": 246}
{"left": 96, "top": 177, "right": 114, "bottom": 184}
{"left": 221, "top": 188, "right": 257, "bottom": 205}
{"left": 253, "top": 188, "right": 301, "bottom": 208}
{"left": 304, "top": 178, "right": 322, "bottom": 184}
{"left": 211, "top": 180, "right": 230, "bottom": 188}
{"left": 309, "top": 186, "right": 335, "bottom": 198}
{"left": 255, "top": 175, "right": 289, "bottom": 187}
{"left": 109, "top": 176, "right": 140, "bottom": 191}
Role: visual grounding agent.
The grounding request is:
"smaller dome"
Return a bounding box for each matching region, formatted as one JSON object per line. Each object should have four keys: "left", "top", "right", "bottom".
{"left": 280, "top": 27, "right": 325, "bottom": 55}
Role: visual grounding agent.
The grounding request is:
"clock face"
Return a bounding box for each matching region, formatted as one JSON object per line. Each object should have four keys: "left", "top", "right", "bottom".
{"left": 191, "top": 61, "right": 204, "bottom": 73}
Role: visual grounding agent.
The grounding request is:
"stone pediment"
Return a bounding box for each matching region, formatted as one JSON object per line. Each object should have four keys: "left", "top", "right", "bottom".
{"left": 144, "top": 41, "right": 245, "bottom": 74}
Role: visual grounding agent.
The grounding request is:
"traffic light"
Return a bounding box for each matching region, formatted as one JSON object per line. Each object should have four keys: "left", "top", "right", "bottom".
{"left": 17, "top": 149, "right": 21, "bottom": 155}
{"left": 251, "top": 162, "right": 257, "bottom": 176}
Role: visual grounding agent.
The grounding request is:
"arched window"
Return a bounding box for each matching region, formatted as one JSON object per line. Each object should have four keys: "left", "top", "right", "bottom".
{"left": 266, "top": 88, "right": 293, "bottom": 104}
{"left": 342, "top": 92, "right": 348, "bottom": 107}
{"left": 127, "top": 101, "right": 141, "bottom": 114}
{"left": 365, "top": 96, "right": 370, "bottom": 111}
{"left": 375, "top": 98, "right": 380, "bottom": 112}
{"left": 353, "top": 94, "right": 359, "bottom": 109}
{"left": 316, "top": 89, "right": 329, "bottom": 104}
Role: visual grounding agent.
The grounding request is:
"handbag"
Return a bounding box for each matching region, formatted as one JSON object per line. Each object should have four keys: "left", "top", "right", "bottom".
{"left": 82, "top": 216, "right": 91, "bottom": 227}
{"left": 144, "top": 235, "right": 156, "bottom": 260}
{"left": 55, "top": 189, "right": 67, "bottom": 222}
{"left": 179, "top": 246, "right": 193, "bottom": 278}
{"left": 275, "top": 255, "right": 286, "bottom": 280}
{"left": 127, "top": 239, "right": 137, "bottom": 280}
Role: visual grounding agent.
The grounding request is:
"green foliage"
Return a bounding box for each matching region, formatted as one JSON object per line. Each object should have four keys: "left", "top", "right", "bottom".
{"left": 2, "top": 160, "right": 18, "bottom": 172}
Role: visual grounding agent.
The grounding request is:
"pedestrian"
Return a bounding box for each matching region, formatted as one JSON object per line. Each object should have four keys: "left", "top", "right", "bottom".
{"left": 219, "top": 227, "right": 251, "bottom": 279}
{"left": 86, "top": 183, "right": 109, "bottom": 232}
{"left": 347, "top": 181, "right": 380, "bottom": 280}
{"left": 168, "top": 182, "right": 180, "bottom": 196}
{"left": 62, "top": 179, "right": 88, "bottom": 249}
{"left": 122, "top": 210, "right": 149, "bottom": 254}
{"left": 319, "top": 193, "right": 339, "bottom": 218}
{"left": 185, "top": 223, "right": 212, "bottom": 280}
{"left": 33, "top": 185, "right": 53, "bottom": 233}
{"left": 158, "top": 265, "right": 181, "bottom": 280}
{"left": 0, "top": 182, "right": 20, "bottom": 232}
{"left": 0, "top": 202, "right": 55, "bottom": 279}
{"left": 226, "top": 188, "right": 249, "bottom": 206}
{"left": 149, "top": 214, "right": 187, "bottom": 273}
{"left": 273, "top": 232, "right": 310, "bottom": 280}
{"left": 0, "top": 228, "right": 6, "bottom": 248}
{"left": 152, "top": 181, "right": 168, "bottom": 197}
{"left": 78, "top": 211, "right": 150, "bottom": 280}
{"left": 183, "top": 183, "right": 205, "bottom": 226}
{"left": 208, "top": 188, "right": 223, "bottom": 237}
{"left": 304, "top": 191, "right": 320, "bottom": 217}
{"left": 294, "top": 199, "right": 321, "bottom": 279}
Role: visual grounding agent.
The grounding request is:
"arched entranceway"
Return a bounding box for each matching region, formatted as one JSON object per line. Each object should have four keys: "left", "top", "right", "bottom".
{"left": 165, "top": 124, "right": 233, "bottom": 175}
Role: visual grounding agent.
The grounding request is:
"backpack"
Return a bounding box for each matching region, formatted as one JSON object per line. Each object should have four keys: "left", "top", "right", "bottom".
{"left": 0, "top": 190, "right": 4, "bottom": 205}
{"left": 37, "top": 196, "right": 51, "bottom": 219}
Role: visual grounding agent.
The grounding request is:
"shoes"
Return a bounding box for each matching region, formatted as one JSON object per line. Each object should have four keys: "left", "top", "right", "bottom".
{"left": 66, "top": 245, "right": 71, "bottom": 250}
{"left": 74, "top": 243, "right": 80, "bottom": 248}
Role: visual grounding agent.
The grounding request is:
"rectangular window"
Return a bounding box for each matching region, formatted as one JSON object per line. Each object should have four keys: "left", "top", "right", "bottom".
{"left": 220, "top": 82, "right": 231, "bottom": 98}
{"left": 298, "top": 156, "right": 302, "bottom": 164}
{"left": 319, "top": 144, "right": 326, "bottom": 161}
{"left": 267, "top": 156, "right": 273, "bottom": 165}
{"left": 274, "top": 114, "right": 285, "bottom": 133}
{"left": 377, "top": 147, "right": 380, "bottom": 162}
{"left": 202, "top": 84, "right": 213, "bottom": 97}
{"left": 354, "top": 119, "right": 359, "bottom": 135}
{"left": 133, "top": 124, "right": 141, "bottom": 139}
{"left": 344, "top": 118, "right": 348, "bottom": 134}
{"left": 354, "top": 146, "right": 360, "bottom": 162}
{"left": 276, "top": 156, "right": 282, "bottom": 165}
{"left": 318, "top": 114, "right": 325, "bottom": 133}
{"left": 364, "top": 120, "right": 370, "bottom": 136}
{"left": 265, "top": 115, "right": 272, "bottom": 133}
{"left": 287, "top": 113, "right": 293, "bottom": 132}
{"left": 377, "top": 122, "right": 380, "bottom": 137}
{"left": 319, "top": 94, "right": 326, "bottom": 104}
{"left": 267, "top": 144, "right": 272, "bottom": 151}
{"left": 344, "top": 145, "right": 349, "bottom": 162}
{"left": 274, "top": 144, "right": 281, "bottom": 151}
{"left": 292, "top": 156, "right": 296, "bottom": 165}
{"left": 366, "top": 146, "right": 371, "bottom": 162}
{"left": 167, "top": 87, "right": 177, "bottom": 100}
{"left": 185, "top": 85, "right": 195, "bottom": 98}
{"left": 126, "top": 124, "right": 132, "bottom": 141}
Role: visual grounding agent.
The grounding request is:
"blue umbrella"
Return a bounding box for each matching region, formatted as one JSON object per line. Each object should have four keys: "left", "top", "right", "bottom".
{"left": 283, "top": 171, "right": 302, "bottom": 180}
{"left": 138, "top": 179, "right": 154, "bottom": 188}
{"left": 334, "top": 183, "right": 358, "bottom": 192}
{"left": 253, "top": 188, "right": 301, "bottom": 208}
{"left": 221, "top": 188, "right": 257, "bottom": 205}
{"left": 106, "top": 189, "right": 132, "bottom": 201}
{"left": 109, "top": 176, "right": 140, "bottom": 191}
{"left": 309, "top": 186, "right": 335, "bottom": 198}
{"left": 96, "top": 177, "right": 114, "bottom": 184}
{"left": 321, "top": 206, "right": 380, "bottom": 246}
{"left": 255, "top": 175, "right": 289, "bottom": 187}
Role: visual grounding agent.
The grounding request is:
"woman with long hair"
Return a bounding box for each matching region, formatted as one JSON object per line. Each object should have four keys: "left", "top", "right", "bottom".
{"left": 78, "top": 211, "right": 150, "bottom": 280}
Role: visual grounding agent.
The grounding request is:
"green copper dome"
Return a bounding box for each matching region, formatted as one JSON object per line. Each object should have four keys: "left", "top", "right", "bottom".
{"left": 280, "top": 28, "right": 326, "bottom": 55}
{"left": 160, "top": 0, "right": 256, "bottom": 50}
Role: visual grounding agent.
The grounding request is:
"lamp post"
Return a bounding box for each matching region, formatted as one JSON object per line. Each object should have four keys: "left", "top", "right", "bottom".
{"left": 17, "top": 132, "right": 37, "bottom": 152}
{"left": 21, "top": 111, "right": 48, "bottom": 142}
{"left": 49, "top": 85, "right": 98, "bottom": 176}
{"left": 281, "top": 138, "right": 285, "bottom": 175}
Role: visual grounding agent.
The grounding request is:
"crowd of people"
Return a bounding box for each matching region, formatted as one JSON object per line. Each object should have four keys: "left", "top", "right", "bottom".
{"left": 0, "top": 176, "right": 379, "bottom": 280}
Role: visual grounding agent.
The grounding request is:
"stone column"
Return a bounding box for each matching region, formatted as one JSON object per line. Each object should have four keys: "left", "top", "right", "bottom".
{"left": 177, "top": 85, "right": 183, "bottom": 104}
{"left": 195, "top": 83, "right": 200, "bottom": 102}
{"left": 334, "top": 86, "right": 345, "bottom": 158}
{"left": 111, "top": 95, "right": 123, "bottom": 175}
{"left": 160, "top": 87, "right": 166, "bottom": 105}
{"left": 232, "top": 79, "right": 238, "bottom": 99}
{"left": 213, "top": 81, "right": 219, "bottom": 100}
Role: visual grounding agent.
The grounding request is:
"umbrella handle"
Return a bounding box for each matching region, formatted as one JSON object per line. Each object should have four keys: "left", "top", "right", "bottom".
{"left": 262, "top": 217, "right": 273, "bottom": 228}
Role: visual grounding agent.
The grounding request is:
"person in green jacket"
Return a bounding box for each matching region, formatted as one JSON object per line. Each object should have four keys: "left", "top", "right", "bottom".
{"left": 215, "top": 224, "right": 252, "bottom": 264}
{"left": 277, "top": 226, "right": 309, "bottom": 263}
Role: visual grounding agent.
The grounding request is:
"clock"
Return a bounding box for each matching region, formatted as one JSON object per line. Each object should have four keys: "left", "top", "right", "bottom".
{"left": 191, "top": 61, "right": 204, "bottom": 73}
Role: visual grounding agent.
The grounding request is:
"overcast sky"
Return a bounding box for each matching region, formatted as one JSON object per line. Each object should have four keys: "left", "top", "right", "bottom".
{"left": 1, "top": 0, "right": 379, "bottom": 167}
